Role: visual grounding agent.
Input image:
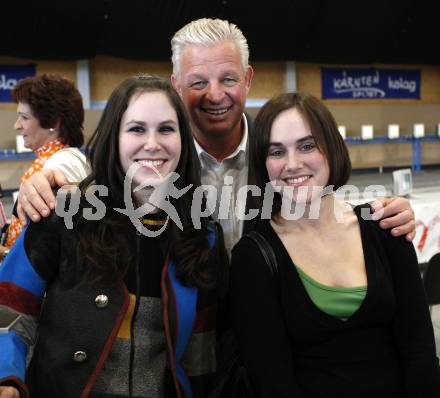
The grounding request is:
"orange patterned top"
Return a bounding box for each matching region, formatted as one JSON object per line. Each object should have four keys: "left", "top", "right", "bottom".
{"left": 4, "top": 139, "right": 67, "bottom": 248}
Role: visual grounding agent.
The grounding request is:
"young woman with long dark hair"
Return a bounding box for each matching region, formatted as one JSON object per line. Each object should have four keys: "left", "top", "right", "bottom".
{"left": 0, "top": 75, "right": 228, "bottom": 398}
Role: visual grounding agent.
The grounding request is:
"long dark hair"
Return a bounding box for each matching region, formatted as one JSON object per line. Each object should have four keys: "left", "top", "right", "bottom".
{"left": 76, "top": 75, "right": 226, "bottom": 290}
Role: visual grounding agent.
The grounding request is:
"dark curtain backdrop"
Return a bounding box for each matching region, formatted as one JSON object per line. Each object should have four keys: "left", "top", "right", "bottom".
{"left": 1, "top": 0, "right": 438, "bottom": 64}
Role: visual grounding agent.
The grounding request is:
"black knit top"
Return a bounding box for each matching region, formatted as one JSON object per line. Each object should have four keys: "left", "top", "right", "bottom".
{"left": 230, "top": 205, "right": 440, "bottom": 398}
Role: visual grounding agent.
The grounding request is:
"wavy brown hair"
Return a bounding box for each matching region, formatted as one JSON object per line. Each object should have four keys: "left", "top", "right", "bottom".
{"left": 12, "top": 73, "right": 84, "bottom": 147}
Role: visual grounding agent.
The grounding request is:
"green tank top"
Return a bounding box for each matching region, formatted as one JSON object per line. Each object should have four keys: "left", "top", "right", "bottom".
{"left": 295, "top": 266, "right": 367, "bottom": 321}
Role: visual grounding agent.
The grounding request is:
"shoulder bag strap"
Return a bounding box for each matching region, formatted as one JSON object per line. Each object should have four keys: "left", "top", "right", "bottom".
{"left": 242, "top": 230, "right": 278, "bottom": 276}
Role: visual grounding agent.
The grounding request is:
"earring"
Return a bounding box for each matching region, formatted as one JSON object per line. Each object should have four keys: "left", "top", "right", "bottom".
{"left": 49, "top": 128, "right": 55, "bottom": 132}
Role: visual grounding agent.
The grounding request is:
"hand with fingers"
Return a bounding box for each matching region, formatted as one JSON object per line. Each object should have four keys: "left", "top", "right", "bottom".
{"left": 17, "top": 169, "right": 68, "bottom": 225}
{"left": 371, "top": 197, "right": 415, "bottom": 241}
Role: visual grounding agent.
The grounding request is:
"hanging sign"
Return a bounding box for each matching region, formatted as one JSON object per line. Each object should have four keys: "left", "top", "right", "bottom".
{"left": 0, "top": 65, "right": 36, "bottom": 102}
{"left": 322, "top": 67, "right": 421, "bottom": 99}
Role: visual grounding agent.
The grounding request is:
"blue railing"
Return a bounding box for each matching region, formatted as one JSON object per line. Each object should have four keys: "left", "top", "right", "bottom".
{"left": 0, "top": 136, "right": 439, "bottom": 171}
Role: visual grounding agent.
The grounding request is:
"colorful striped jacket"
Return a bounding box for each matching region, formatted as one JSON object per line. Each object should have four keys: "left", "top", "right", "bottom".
{"left": 0, "top": 212, "right": 220, "bottom": 398}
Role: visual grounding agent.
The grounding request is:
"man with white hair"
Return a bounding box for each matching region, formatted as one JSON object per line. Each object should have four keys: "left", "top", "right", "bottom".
{"left": 17, "top": 18, "right": 415, "bottom": 251}
{"left": 170, "top": 18, "right": 255, "bottom": 252}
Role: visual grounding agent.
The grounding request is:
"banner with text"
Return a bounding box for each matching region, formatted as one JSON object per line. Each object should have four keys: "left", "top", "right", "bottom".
{"left": 0, "top": 65, "right": 36, "bottom": 102}
{"left": 321, "top": 67, "right": 421, "bottom": 99}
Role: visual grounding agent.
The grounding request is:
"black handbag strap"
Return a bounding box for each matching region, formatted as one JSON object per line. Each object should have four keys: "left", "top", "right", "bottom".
{"left": 242, "top": 230, "right": 278, "bottom": 276}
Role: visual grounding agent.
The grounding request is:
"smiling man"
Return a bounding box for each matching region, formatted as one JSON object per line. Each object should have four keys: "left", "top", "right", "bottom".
{"left": 170, "top": 19, "right": 255, "bottom": 251}
{"left": 171, "top": 35, "right": 253, "bottom": 161}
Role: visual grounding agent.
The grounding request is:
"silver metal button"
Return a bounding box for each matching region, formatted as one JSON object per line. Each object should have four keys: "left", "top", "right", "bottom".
{"left": 95, "top": 294, "right": 109, "bottom": 308}
{"left": 73, "top": 351, "right": 87, "bottom": 362}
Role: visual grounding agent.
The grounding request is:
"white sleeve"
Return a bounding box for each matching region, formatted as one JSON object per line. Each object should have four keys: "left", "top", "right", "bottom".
{"left": 42, "top": 148, "right": 90, "bottom": 182}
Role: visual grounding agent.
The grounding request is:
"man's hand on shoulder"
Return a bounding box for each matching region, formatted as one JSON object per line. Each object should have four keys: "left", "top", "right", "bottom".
{"left": 370, "top": 197, "right": 415, "bottom": 241}
{"left": 17, "top": 169, "right": 68, "bottom": 225}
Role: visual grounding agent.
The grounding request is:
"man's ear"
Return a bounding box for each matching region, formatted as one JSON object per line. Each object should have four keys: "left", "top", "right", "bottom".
{"left": 244, "top": 65, "right": 254, "bottom": 95}
{"left": 171, "top": 75, "right": 182, "bottom": 97}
